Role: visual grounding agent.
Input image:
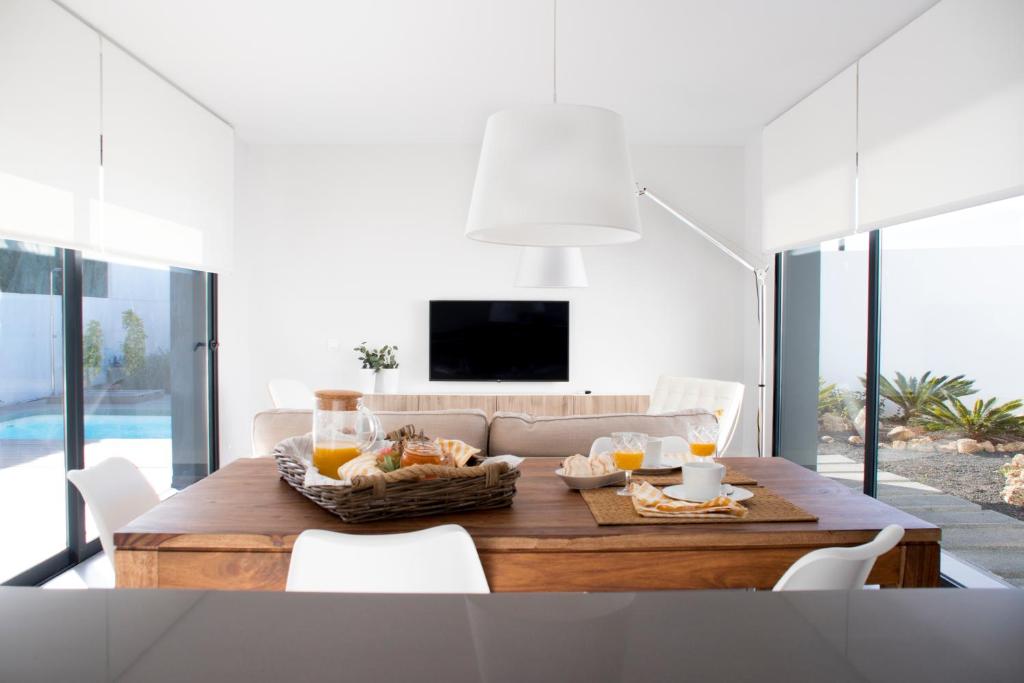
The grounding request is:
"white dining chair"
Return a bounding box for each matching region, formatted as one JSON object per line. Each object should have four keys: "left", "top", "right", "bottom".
{"left": 647, "top": 375, "right": 745, "bottom": 453}
{"left": 772, "top": 525, "right": 905, "bottom": 591}
{"left": 267, "top": 378, "right": 313, "bottom": 409}
{"left": 286, "top": 525, "right": 490, "bottom": 593}
{"left": 67, "top": 457, "right": 161, "bottom": 571}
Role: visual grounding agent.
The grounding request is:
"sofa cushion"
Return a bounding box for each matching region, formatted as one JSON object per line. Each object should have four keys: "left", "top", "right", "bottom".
{"left": 488, "top": 410, "right": 716, "bottom": 457}
{"left": 251, "top": 408, "right": 490, "bottom": 457}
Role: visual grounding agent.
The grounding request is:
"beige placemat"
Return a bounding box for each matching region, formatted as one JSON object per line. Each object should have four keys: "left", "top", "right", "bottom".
{"left": 580, "top": 485, "right": 818, "bottom": 525}
{"left": 636, "top": 468, "right": 757, "bottom": 487}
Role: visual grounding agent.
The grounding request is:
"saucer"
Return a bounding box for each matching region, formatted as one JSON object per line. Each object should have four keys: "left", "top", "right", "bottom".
{"left": 662, "top": 484, "right": 753, "bottom": 504}
{"left": 635, "top": 459, "right": 682, "bottom": 475}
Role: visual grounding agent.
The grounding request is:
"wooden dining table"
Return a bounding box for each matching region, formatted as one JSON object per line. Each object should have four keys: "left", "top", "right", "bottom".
{"left": 114, "top": 456, "right": 941, "bottom": 591}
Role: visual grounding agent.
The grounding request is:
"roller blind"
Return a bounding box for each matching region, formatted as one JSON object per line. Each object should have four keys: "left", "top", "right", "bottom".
{"left": 858, "top": 0, "right": 1024, "bottom": 231}
{"left": 0, "top": 0, "right": 99, "bottom": 252}
{"left": 761, "top": 65, "right": 858, "bottom": 253}
{"left": 97, "top": 40, "right": 234, "bottom": 273}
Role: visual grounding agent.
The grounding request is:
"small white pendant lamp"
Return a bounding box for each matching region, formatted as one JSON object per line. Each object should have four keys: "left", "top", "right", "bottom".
{"left": 466, "top": 104, "right": 642, "bottom": 247}
{"left": 515, "top": 247, "right": 588, "bottom": 288}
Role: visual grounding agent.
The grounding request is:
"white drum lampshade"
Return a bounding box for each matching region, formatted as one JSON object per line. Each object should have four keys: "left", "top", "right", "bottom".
{"left": 515, "top": 247, "right": 588, "bottom": 288}
{"left": 466, "top": 104, "right": 642, "bottom": 247}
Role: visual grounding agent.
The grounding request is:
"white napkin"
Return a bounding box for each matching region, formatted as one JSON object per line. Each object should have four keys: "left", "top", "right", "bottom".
{"left": 481, "top": 454, "right": 525, "bottom": 470}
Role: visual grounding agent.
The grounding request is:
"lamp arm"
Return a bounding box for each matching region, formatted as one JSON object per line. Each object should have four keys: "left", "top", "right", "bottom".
{"left": 636, "top": 186, "right": 765, "bottom": 273}
{"left": 637, "top": 184, "right": 771, "bottom": 458}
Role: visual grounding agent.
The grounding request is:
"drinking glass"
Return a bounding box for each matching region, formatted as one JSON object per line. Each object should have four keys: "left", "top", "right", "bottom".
{"left": 611, "top": 431, "right": 648, "bottom": 496}
{"left": 687, "top": 423, "right": 719, "bottom": 459}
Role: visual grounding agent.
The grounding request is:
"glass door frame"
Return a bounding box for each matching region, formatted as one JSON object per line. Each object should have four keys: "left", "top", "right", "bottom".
{"left": 3, "top": 253, "right": 219, "bottom": 586}
{"left": 771, "top": 231, "right": 884, "bottom": 499}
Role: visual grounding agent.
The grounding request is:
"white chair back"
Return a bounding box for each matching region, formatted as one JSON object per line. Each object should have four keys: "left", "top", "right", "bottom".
{"left": 286, "top": 525, "right": 490, "bottom": 593}
{"left": 66, "top": 457, "right": 160, "bottom": 569}
{"left": 772, "top": 525, "right": 905, "bottom": 591}
{"left": 267, "top": 378, "right": 313, "bottom": 409}
{"left": 648, "top": 375, "right": 745, "bottom": 452}
{"left": 588, "top": 436, "right": 612, "bottom": 458}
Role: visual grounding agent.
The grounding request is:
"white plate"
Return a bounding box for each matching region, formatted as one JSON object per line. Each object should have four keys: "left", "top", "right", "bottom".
{"left": 659, "top": 452, "right": 705, "bottom": 468}
{"left": 662, "top": 484, "right": 753, "bottom": 503}
{"left": 555, "top": 468, "right": 625, "bottom": 490}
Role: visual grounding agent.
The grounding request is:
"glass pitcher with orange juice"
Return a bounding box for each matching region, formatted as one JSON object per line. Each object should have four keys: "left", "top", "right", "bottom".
{"left": 312, "top": 390, "right": 381, "bottom": 479}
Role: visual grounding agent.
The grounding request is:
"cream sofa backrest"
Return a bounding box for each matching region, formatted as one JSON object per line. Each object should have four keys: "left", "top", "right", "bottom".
{"left": 251, "top": 409, "right": 490, "bottom": 457}
{"left": 488, "top": 410, "right": 717, "bottom": 458}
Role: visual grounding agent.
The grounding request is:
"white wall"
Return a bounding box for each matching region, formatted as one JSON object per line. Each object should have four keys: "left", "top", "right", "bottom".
{"left": 218, "top": 143, "right": 752, "bottom": 462}
{"left": 820, "top": 243, "right": 1024, "bottom": 405}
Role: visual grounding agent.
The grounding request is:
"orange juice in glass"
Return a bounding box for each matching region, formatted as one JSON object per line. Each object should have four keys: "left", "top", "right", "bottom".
{"left": 611, "top": 431, "right": 648, "bottom": 496}
{"left": 687, "top": 424, "right": 719, "bottom": 460}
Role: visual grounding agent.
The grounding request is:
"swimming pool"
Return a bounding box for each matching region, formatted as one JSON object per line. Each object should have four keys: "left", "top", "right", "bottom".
{"left": 0, "top": 414, "right": 171, "bottom": 440}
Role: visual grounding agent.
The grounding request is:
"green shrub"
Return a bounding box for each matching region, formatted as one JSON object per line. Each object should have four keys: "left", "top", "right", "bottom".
{"left": 818, "top": 377, "right": 847, "bottom": 417}
{"left": 83, "top": 320, "right": 103, "bottom": 385}
{"left": 861, "top": 371, "right": 976, "bottom": 424}
{"left": 119, "top": 349, "right": 170, "bottom": 391}
{"left": 121, "top": 310, "right": 147, "bottom": 377}
{"left": 917, "top": 397, "right": 1024, "bottom": 440}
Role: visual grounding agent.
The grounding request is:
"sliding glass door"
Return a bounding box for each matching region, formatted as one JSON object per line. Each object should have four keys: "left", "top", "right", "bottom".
{"left": 0, "top": 240, "right": 68, "bottom": 583}
{"left": 774, "top": 195, "right": 1024, "bottom": 587}
{"left": 1, "top": 238, "right": 216, "bottom": 585}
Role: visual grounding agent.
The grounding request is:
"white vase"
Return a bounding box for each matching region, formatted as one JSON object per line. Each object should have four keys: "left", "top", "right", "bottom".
{"left": 357, "top": 368, "right": 377, "bottom": 394}
{"left": 375, "top": 368, "right": 399, "bottom": 394}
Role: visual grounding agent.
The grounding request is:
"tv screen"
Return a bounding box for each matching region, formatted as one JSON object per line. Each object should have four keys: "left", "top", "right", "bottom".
{"left": 429, "top": 301, "right": 569, "bottom": 381}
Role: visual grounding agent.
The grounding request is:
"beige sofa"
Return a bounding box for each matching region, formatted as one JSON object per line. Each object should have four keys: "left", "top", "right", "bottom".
{"left": 252, "top": 407, "right": 715, "bottom": 458}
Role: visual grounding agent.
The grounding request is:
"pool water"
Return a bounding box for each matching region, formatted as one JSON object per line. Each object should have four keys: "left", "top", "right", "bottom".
{"left": 0, "top": 414, "right": 171, "bottom": 440}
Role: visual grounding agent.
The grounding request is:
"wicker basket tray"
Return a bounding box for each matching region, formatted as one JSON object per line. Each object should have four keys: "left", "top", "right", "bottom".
{"left": 275, "top": 450, "right": 521, "bottom": 523}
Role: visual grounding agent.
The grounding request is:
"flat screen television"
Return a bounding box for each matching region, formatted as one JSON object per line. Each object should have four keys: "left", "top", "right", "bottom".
{"left": 429, "top": 300, "right": 569, "bottom": 381}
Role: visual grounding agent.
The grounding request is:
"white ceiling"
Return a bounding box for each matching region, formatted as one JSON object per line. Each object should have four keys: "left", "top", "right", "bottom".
{"left": 59, "top": 0, "right": 938, "bottom": 145}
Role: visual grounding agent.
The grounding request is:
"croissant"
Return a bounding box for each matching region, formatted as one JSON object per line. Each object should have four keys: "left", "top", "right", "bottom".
{"left": 561, "top": 454, "right": 592, "bottom": 476}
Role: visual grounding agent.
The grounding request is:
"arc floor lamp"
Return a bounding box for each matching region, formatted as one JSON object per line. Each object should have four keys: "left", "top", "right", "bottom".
{"left": 466, "top": 104, "right": 770, "bottom": 457}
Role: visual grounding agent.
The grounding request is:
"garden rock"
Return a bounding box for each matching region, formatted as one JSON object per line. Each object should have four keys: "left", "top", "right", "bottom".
{"left": 854, "top": 408, "right": 866, "bottom": 437}
{"left": 848, "top": 435, "right": 864, "bottom": 445}
{"left": 979, "top": 441, "right": 995, "bottom": 453}
{"left": 909, "top": 438, "right": 934, "bottom": 451}
{"left": 1001, "top": 454, "right": 1024, "bottom": 507}
{"left": 957, "top": 438, "right": 981, "bottom": 455}
{"left": 820, "top": 435, "right": 834, "bottom": 443}
{"left": 888, "top": 426, "right": 914, "bottom": 441}
{"left": 820, "top": 413, "right": 850, "bottom": 432}
{"left": 938, "top": 442, "right": 957, "bottom": 452}
{"left": 891, "top": 440, "right": 907, "bottom": 450}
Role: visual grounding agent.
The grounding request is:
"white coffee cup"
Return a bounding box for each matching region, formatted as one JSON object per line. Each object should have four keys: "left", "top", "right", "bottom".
{"left": 682, "top": 461, "right": 725, "bottom": 502}
{"left": 642, "top": 437, "right": 663, "bottom": 469}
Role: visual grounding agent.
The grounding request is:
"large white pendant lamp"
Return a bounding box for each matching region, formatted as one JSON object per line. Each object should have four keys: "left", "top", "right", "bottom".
{"left": 466, "top": 104, "right": 642, "bottom": 247}
{"left": 515, "top": 246, "right": 588, "bottom": 288}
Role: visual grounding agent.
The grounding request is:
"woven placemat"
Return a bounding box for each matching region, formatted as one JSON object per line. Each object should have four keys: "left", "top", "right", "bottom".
{"left": 636, "top": 467, "right": 757, "bottom": 487}
{"left": 580, "top": 486, "right": 818, "bottom": 525}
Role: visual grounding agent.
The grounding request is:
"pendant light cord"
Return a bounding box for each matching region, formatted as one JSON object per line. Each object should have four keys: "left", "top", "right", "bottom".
{"left": 552, "top": 0, "right": 558, "bottom": 104}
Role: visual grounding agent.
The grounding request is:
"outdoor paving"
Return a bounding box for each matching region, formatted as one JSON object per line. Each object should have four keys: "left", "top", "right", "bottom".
{"left": 817, "top": 453, "right": 1024, "bottom": 586}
